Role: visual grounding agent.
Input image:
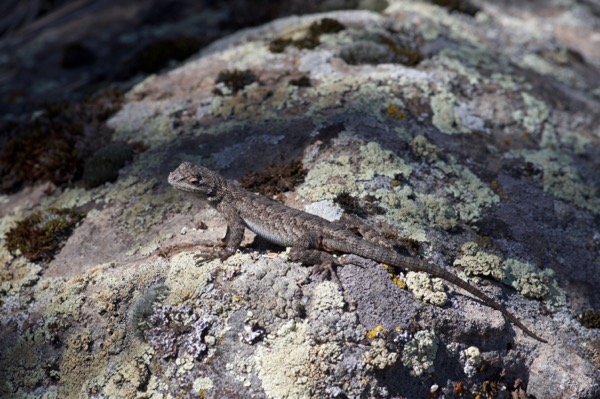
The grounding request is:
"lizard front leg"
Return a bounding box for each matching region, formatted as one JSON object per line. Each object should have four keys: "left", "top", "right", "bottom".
{"left": 288, "top": 234, "right": 342, "bottom": 289}
{"left": 195, "top": 203, "right": 245, "bottom": 263}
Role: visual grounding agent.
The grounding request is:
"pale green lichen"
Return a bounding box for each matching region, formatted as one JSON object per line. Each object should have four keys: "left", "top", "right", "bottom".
{"left": 299, "top": 141, "right": 412, "bottom": 201}
{"left": 193, "top": 376, "right": 214, "bottom": 395}
{"left": 454, "top": 244, "right": 565, "bottom": 306}
{"left": 401, "top": 330, "right": 439, "bottom": 376}
{"left": 301, "top": 138, "right": 497, "bottom": 241}
{"left": 503, "top": 258, "right": 566, "bottom": 306}
{"left": 513, "top": 149, "right": 600, "bottom": 214}
{"left": 511, "top": 92, "right": 550, "bottom": 134}
{"left": 519, "top": 53, "right": 581, "bottom": 88}
{"left": 453, "top": 243, "right": 505, "bottom": 281}
{"left": 437, "top": 51, "right": 481, "bottom": 85}
{"left": 443, "top": 162, "right": 500, "bottom": 223}
{"left": 410, "top": 135, "right": 440, "bottom": 163}
{"left": 462, "top": 346, "right": 481, "bottom": 377}
{"left": 312, "top": 281, "right": 345, "bottom": 311}
{"left": 256, "top": 320, "right": 312, "bottom": 399}
{"left": 516, "top": 272, "right": 549, "bottom": 300}
{"left": 430, "top": 90, "right": 469, "bottom": 135}
{"left": 405, "top": 271, "right": 448, "bottom": 306}
{"left": 363, "top": 338, "right": 398, "bottom": 372}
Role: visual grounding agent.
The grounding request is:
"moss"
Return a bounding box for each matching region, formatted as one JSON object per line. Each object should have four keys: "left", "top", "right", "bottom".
{"left": 240, "top": 160, "right": 305, "bottom": 197}
{"left": 308, "top": 17, "right": 346, "bottom": 37}
{"left": 431, "top": 0, "right": 480, "bottom": 16}
{"left": 0, "top": 89, "right": 124, "bottom": 193}
{"left": 4, "top": 207, "right": 86, "bottom": 263}
{"left": 269, "top": 18, "right": 345, "bottom": 53}
{"left": 577, "top": 311, "right": 600, "bottom": 329}
{"left": 82, "top": 142, "right": 134, "bottom": 188}
{"left": 1, "top": 122, "right": 81, "bottom": 192}
{"left": 126, "top": 36, "right": 202, "bottom": 75}
{"left": 214, "top": 69, "right": 258, "bottom": 95}
{"left": 61, "top": 42, "right": 96, "bottom": 69}
{"left": 289, "top": 75, "right": 311, "bottom": 87}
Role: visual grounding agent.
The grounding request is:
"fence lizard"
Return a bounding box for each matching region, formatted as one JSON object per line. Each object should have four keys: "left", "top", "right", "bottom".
{"left": 168, "top": 162, "right": 547, "bottom": 343}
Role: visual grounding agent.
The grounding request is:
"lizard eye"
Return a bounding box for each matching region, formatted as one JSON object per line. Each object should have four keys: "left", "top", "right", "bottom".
{"left": 188, "top": 177, "right": 199, "bottom": 184}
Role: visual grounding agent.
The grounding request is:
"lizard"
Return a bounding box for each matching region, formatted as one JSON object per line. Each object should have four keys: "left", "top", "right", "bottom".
{"left": 168, "top": 161, "right": 547, "bottom": 343}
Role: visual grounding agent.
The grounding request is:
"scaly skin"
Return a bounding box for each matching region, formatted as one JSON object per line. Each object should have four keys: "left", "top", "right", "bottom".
{"left": 168, "top": 162, "right": 547, "bottom": 343}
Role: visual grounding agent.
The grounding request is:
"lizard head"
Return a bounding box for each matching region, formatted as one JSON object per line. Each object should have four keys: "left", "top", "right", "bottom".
{"left": 168, "top": 162, "right": 226, "bottom": 201}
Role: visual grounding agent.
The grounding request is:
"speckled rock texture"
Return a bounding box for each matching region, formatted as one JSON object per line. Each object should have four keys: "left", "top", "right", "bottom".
{"left": 2, "top": 1, "right": 600, "bottom": 398}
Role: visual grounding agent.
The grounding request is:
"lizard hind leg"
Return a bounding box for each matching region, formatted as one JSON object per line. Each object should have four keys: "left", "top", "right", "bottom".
{"left": 288, "top": 236, "right": 343, "bottom": 290}
{"left": 337, "top": 214, "right": 419, "bottom": 256}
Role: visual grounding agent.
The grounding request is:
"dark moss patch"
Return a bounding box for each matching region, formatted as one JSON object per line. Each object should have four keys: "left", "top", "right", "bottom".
{"left": 82, "top": 142, "right": 134, "bottom": 188}
{"left": 0, "top": 88, "right": 124, "bottom": 193}
{"left": 4, "top": 208, "right": 86, "bottom": 263}
{"left": 61, "top": 42, "right": 97, "bottom": 69}
{"left": 269, "top": 38, "right": 293, "bottom": 53}
{"left": 214, "top": 69, "right": 258, "bottom": 95}
{"left": 289, "top": 75, "right": 311, "bottom": 87}
{"left": 1, "top": 128, "right": 80, "bottom": 191}
{"left": 119, "top": 36, "right": 202, "bottom": 77}
{"left": 430, "top": 0, "right": 480, "bottom": 16}
{"left": 308, "top": 18, "right": 345, "bottom": 37}
{"left": 577, "top": 310, "right": 600, "bottom": 329}
{"left": 269, "top": 18, "right": 345, "bottom": 53}
{"left": 241, "top": 160, "right": 305, "bottom": 198}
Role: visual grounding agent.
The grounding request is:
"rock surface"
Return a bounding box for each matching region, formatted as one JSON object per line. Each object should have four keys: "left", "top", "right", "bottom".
{"left": 1, "top": 1, "right": 600, "bottom": 398}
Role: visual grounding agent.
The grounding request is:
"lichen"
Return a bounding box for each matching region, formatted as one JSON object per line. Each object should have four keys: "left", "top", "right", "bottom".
{"left": 453, "top": 242, "right": 505, "bottom": 281}
{"left": 366, "top": 325, "right": 386, "bottom": 340}
{"left": 462, "top": 346, "right": 481, "bottom": 377}
{"left": 363, "top": 338, "right": 398, "bottom": 372}
{"left": 430, "top": 90, "right": 470, "bottom": 134}
{"left": 405, "top": 271, "right": 448, "bottom": 306}
{"left": 312, "top": 281, "right": 345, "bottom": 311}
{"left": 256, "top": 320, "right": 312, "bottom": 399}
{"left": 511, "top": 92, "right": 550, "bottom": 135}
{"left": 512, "top": 149, "right": 600, "bottom": 214}
{"left": 401, "top": 330, "right": 439, "bottom": 376}
{"left": 443, "top": 162, "right": 499, "bottom": 223}
{"left": 503, "top": 258, "right": 565, "bottom": 305}
{"left": 454, "top": 244, "right": 565, "bottom": 305}
{"left": 410, "top": 135, "right": 440, "bottom": 162}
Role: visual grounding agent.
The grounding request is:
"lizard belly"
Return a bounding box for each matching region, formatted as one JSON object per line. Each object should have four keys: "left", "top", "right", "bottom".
{"left": 243, "top": 218, "right": 294, "bottom": 247}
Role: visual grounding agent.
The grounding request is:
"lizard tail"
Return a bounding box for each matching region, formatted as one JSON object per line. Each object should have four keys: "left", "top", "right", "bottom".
{"left": 339, "top": 240, "right": 548, "bottom": 343}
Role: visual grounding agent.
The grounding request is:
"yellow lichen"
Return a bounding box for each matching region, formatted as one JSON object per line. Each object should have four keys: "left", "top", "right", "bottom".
{"left": 366, "top": 325, "right": 386, "bottom": 339}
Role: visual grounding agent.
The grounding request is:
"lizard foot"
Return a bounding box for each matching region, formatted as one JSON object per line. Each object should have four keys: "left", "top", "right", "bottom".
{"left": 194, "top": 248, "right": 235, "bottom": 265}
{"left": 310, "top": 262, "right": 343, "bottom": 291}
